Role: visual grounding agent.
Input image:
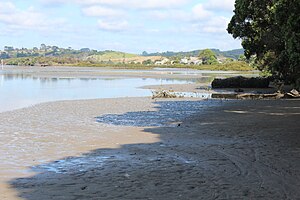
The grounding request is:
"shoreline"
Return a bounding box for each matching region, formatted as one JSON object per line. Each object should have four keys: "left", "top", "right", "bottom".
{"left": 0, "top": 97, "right": 299, "bottom": 199}
{"left": 0, "top": 66, "right": 299, "bottom": 199}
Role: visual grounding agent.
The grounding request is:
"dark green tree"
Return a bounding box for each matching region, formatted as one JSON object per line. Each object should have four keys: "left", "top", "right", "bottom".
{"left": 228, "top": 0, "right": 300, "bottom": 86}
{"left": 199, "top": 49, "right": 218, "bottom": 65}
{"left": 142, "top": 59, "right": 153, "bottom": 65}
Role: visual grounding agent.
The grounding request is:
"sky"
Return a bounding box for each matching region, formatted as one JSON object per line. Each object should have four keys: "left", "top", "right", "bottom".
{"left": 0, "top": 0, "right": 241, "bottom": 53}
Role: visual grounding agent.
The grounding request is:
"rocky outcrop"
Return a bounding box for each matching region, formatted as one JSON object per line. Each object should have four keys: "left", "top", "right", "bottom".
{"left": 212, "top": 76, "right": 270, "bottom": 89}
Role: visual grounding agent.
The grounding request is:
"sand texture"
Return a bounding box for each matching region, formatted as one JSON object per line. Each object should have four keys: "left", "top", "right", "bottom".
{"left": 0, "top": 96, "right": 299, "bottom": 199}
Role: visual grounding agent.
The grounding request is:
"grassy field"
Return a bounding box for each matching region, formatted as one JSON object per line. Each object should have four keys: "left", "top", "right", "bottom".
{"left": 86, "top": 52, "right": 163, "bottom": 64}
{"left": 73, "top": 61, "right": 254, "bottom": 71}
{"left": 87, "top": 51, "right": 137, "bottom": 62}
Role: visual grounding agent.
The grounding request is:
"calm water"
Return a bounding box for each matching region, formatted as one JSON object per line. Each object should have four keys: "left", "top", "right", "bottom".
{"left": 0, "top": 73, "right": 196, "bottom": 113}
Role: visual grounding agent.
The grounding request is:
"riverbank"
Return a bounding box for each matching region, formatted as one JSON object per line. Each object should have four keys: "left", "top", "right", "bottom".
{"left": 0, "top": 97, "right": 299, "bottom": 199}
{"left": 0, "top": 66, "right": 299, "bottom": 199}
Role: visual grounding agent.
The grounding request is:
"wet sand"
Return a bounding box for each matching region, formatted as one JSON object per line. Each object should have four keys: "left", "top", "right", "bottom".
{"left": 0, "top": 97, "right": 299, "bottom": 199}
{"left": 0, "top": 67, "right": 300, "bottom": 199}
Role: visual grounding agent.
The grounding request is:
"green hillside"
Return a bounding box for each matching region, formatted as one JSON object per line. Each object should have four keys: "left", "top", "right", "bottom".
{"left": 87, "top": 51, "right": 137, "bottom": 61}
{"left": 143, "top": 48, "right": 244, "bottom": 60}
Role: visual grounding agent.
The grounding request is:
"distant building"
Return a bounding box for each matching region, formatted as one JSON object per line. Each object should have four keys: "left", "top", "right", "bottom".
{"left": 180, "top": 57, "right": 202, "bottom": 65}
{"left": 155, "top": 58, "right": 170, "bottom": 65}
{"left": 189, "top": 57, "right": 202, "bottom": 65}
{"left": 180, "top": 58, "right": 189, "bottom": 64}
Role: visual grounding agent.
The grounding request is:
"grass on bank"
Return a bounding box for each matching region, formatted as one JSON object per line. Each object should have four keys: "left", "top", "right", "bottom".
{"left": 74, "top": 62, "right": 254, "bottom": 71}
{"left": 4, "top": 56, "right": 254, "bottom": 71}
{"left": 87, "top": 51, "right": 137, "bottom": 62}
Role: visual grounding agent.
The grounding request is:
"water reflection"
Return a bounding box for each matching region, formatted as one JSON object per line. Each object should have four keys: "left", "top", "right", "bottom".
{"left": 0, "top": 74, "right": 196, "bottom": 113}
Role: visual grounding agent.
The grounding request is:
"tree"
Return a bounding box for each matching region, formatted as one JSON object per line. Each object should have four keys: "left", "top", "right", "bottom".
{"left": 40, "top": 44, "right": 47, "bottom": 51}
{"left": 199, "top": 49, "right": 218, "bottom": 65}
{"left": 142, "top": 59, "right": 153, "bottom": 65}
{"left": 228, "top": 0, "right": 300, "bottom": 86}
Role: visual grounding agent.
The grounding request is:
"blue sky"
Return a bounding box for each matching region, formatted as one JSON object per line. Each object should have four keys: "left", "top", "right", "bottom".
{"left": 0, "top": 0, "right": 241, "bottom": 53}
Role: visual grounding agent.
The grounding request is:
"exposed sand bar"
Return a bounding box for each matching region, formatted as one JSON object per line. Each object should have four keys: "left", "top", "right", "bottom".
{"left": 0, "top": 97, "right": 299, "bottom": 199}
{"left": 0, "top": 67, "right": 299, "bottom": 199}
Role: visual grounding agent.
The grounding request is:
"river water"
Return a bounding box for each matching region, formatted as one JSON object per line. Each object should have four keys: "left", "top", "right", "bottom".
{"left": 0, "top": 72, "right": 196, "bottom": 113}
{"left": 0, "top": 67, "right": 256, "bottom": 113}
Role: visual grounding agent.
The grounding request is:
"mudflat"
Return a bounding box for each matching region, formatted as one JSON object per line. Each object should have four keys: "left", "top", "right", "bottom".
{"left": 0, "top": 97, "right": 299, "bottom": 199}
{"left": 0, "top": 67, "right": 299, "bottom": 199}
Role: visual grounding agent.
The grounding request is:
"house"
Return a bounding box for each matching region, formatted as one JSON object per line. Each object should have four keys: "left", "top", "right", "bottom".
{"left": 155, "top": 58, "right": 170, "bottom": 65}
{"left": 180, "top": 57, "right": 202, "bottom": 65}
{"left": 189, "top": 57, "right": 202, "bottom": 65}
{"left": 180, "top": 57, "right": 189, "bottom": 64}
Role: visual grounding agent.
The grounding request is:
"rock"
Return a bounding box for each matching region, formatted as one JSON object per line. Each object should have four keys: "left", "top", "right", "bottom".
{"left": 212, "top": 76, "right": 270, "bottom": 89}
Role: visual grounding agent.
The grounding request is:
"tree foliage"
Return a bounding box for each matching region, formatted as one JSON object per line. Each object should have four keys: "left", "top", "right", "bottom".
{"left": 228, "top": 0, "right": 300, "bottom": 85}
{"left": 199, "top": 49, "right": 218, "bottom": 65}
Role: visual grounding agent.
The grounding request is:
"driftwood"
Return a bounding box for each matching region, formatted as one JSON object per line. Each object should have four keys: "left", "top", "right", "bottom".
{"left": 237, "top": 93, "right": 284, "bottom": 99}
{"left": 212, "top": 89, "right": 300, "bottom": 100}
{"left": 212, "top": 93, "right": 284, "bottom": 99}
{"left": 212, "top": 76, "right": 270, "bottom": 89}
{"left": 286, "top": 89, "right": 300, "bottom": 98}
{"left": 152, "top": 90, "right": 178, "bottom": 99}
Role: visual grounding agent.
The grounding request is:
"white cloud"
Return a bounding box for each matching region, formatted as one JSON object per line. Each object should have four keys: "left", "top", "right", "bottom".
{"left": 98, "top": 19, "right": 129, "bottom": 32}
{"left": 41, "top": 0, "right": 191, "bottom": 10}
{"left": 201, "top": 16, "right": 229, "bottom": 33}
{"left": 192, "top": 4, "right": 213, "bottom": 20}
{"left": 146, "top": 4, "right": 213, "bottom": 22}
{"left": 82, "top": 6, "right": 125, "bottom": 18}
{"left": 126, "top": 0, "right": 190, "bottom": 9}
{"left": 147, "top": 10, "right": 190, "bottom": 21}
{"left": 204, "top": 0, "right": 235, "bottom": 12}
{"left": 0, "top": 2, "right": 16, "bottom": 13}
{"left": 0, "top": 1, "right": 66, "bottom": 32}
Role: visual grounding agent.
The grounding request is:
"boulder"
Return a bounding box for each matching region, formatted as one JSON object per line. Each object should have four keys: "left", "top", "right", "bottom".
{"left": 212, "top": 76, "right": 270, "bottom": 89}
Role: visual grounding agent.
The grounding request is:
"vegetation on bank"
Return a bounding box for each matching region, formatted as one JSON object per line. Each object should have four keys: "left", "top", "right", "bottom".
{"left": 87, "top": 51, "right": 137, "bottom": 61}
{"left": 228, "top": 0, "right": 300, "bottom": 87}
{"left": 75, "top": 61, "right": 253, "bottom": 71}
{"left": 142, "top": 48, "right": 244, "bottom": 60}
{"left": 2, "top": 45, "right": 254, "bottom": 71}
{"left": 1, "top": 43, "right": 256, "bottom": 71}
{"left": 4, "top": 56, "right": 254, "bottom": 71}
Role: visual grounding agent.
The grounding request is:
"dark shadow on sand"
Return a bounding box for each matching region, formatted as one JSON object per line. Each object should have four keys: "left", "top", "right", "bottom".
{"left": 8, "top": 99, "right": 300, "bottom": 200}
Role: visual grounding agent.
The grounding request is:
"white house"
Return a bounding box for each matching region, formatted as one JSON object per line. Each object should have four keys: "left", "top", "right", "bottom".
{"left": 180, "top": 58, "right": 189, "bottom": 64}
{"left": 155, "top": 58, "right": 170, "bottom": 65}
{"left": 189, "top": 57, "right": 202, "bottom": 65}
{"left": 180, "top": 57, "right": 202, "bottom": 65}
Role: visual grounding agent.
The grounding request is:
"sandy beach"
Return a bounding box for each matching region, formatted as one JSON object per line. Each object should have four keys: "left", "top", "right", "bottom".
{"left": 0, "top": 67, "right": 300, "bottom": 199}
